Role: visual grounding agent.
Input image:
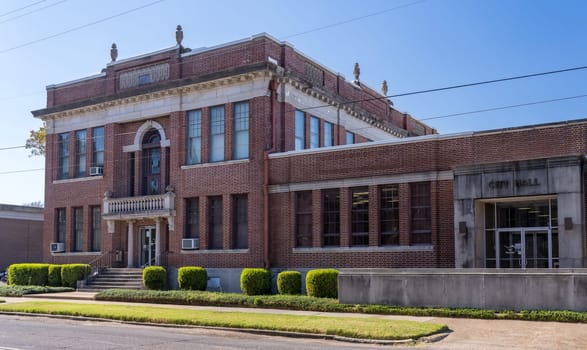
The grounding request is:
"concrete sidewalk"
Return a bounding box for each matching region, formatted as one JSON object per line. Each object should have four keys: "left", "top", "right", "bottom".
{"left": 3, "top": 292, "right": 587, "bottom": 349}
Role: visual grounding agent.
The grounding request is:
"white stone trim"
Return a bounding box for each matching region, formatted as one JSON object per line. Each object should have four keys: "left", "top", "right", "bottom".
{"left": 180, "top": 249, "right": 249, "bottom": 254}
{"left": 293, "top": 245, "right": 433, "bottom": 253}
{"left": 53, "top": 175, "right": 103, "bottom": 184}
{"left": 50, "top": 252, "right": 101, "bottom": 257}
{"left": 0, "top": 210, "right": 43, "bottom": 221}
{"left": 180, "top": 158, "right": 249, "bottom": 170}
{"left": 123, "top": 120, "right": 170, "bottom": 152}
{"left": 268, "top": 170, "right": 453, "bottom": 194}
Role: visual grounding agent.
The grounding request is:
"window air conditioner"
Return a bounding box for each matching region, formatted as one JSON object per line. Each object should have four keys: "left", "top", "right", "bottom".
{"left": 50, "top": 242, "right": 65, "bottom": 253}
{"left": 89, "top": 166, "right": 104, "bottom": 176}
{"left": 182, "top": 238, "right": 199, "bottom": 250}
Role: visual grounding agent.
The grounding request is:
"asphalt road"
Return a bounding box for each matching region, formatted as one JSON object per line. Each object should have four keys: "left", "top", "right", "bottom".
{"left": 0, "top": 314, "right": 410, "bottom": 350}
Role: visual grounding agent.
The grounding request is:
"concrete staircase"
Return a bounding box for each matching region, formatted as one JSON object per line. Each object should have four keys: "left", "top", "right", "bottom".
{"left": 79, "top": 268, "right": 144, "bottom": 292}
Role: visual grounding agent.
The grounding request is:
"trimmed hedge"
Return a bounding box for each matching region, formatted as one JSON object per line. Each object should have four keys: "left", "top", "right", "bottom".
{"left": 178, "top": 266, "right": 207, "bottom": 291}
{"left": 240, "top": 268, "right": 271, "bottom": 296}
{"left": 48, "top": 265, "right": 62, "bottom": 287}
{"left": 306, "top": 269, "right": 339, "bottom": 298}
{"left": 7, "top": 264, "right": 50, "bottom": 286}
{"left": 61, "top": 264, "right": 91, "bottom": 288}
{"left": 143, "top": 266, "right": 166, "bottom": 290}
{"left": 277, "top": 271, "right": 301, "bottom": 295}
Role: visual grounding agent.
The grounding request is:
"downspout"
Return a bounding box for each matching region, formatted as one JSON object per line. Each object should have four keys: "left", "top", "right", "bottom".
{"left": 263, "top": 77, "right": 279, "bottom": 269}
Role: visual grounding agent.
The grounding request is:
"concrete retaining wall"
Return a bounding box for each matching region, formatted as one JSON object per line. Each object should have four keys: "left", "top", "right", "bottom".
{"left": 339, "top": 268, "right": 587, "bottom": 311}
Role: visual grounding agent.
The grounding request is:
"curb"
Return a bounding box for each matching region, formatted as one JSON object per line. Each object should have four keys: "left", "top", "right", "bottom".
{"left": 0, "top": 311, "right": 450, "bottom": 345}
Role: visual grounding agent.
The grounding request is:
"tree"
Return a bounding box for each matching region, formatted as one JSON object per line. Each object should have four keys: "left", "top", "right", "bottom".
{"left": 25, "top": 126, "right": 45, "bottom": 157}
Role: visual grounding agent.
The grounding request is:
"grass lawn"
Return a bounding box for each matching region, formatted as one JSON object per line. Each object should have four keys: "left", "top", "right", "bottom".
{"left": 0, "top": 301, "right": 446, "bottom": 340}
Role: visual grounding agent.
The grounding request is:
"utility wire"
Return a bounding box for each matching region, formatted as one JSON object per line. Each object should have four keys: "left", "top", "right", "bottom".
{"left": 0, "top": 0, "right": 45, "bottom": 18}
{"left": 0, "top": 0, "right": 67, "bottom": 25}
{"left": 0, "top": 168, "right": 44, "bottom": 175}
{"left": 0, "top": 0, "right": 165, "bottom": 54}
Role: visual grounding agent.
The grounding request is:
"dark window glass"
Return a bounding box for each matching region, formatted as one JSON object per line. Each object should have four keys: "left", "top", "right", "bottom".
{"left": 380, "top": 185, "right": 399, "bottom": 245}
{"left": 351, "top": 187, "right": 369, "bottom": 246}
{"left": 91, "top": 206, "right": 101, "bottom": 252}
{"left": 233, "top": 102, "right": 249, "bottom": 160}
{"left": 208, "top": 197, "right": 223, "bottom": 249}
{"left": 295, "top": 191, "right": 313, "bottom": 247}
{"left": 186, "top": 198, "right": 199, "bottom": 239}
{"left": 74, "top": 207, "right": 83, "bottom": 251}
{"left": 210, "top": 106, "right": 225, "bottom": 162}
{"left": 75, "top": 130, "right": 87, "bottom": 177}
{"left": 92, "top": 127, "right": 104, "bottom": 167}
{"left": 322, "top": 189, "right": 340, "bottom": 246}
{"left": 323, "top": 121, "right": 333, "bottom": 147}
{"left": 58, "top": 133, "right": 70, "bottom": 180}
{"left": 232, "top": 195, "right": 248, "bottom": 249}
{"left": 410, "top": 182, "right": 431, "bottom": 244}
{"left": 187, "top": 110, "right": 202, "bottom": 164}
{"left": 56, "top": 208, "right": 66, "bottom": 244}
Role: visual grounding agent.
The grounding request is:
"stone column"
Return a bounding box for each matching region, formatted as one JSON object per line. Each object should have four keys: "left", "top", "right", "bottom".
{"left": 155, "top": 218, "right": 161, "bottom": 265}
{"left": 127, "top": 220, "right": 135, "bottom": 268}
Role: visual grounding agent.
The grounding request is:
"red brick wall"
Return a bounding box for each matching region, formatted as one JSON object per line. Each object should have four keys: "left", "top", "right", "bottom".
{"left": 0, "top": 217, "right": 43, "bottom": 270}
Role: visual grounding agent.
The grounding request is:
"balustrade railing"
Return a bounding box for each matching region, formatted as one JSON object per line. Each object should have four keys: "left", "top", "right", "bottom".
{"left": 103, "top": 192, "right": 174, "bottom": 215}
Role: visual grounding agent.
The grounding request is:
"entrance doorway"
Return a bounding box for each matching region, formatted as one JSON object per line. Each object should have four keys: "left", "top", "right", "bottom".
{"left": 140, "top": 227, "right": 156, "bottom": 267}
{"left": 497, "top": 228, "right": 551, "bottom": 268}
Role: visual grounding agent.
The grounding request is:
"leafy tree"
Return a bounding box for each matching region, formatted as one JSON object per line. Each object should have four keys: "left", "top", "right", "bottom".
{"left": 25, "top": 126, "right": 45, "bottom": 157}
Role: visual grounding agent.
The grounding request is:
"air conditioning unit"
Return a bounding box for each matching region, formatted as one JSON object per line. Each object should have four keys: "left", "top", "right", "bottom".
{"left": 181, "top": 238, "right": 199, "bottom": 250}
{"left": 50, "top": 242, "right": 65, "bottom": 253}
{"left": 89, "top": 166, "right": 104, "bottom": 176}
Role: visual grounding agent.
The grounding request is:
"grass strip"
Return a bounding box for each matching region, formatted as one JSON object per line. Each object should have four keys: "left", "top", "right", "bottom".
{"left": 0, "top": 285, "right": 74, "bottom": 297}
{"left": 0, "top": 301, "right": 446, "bottom": 340}
{"left": 95, "top": 289, "right": 587, "bottom": 323}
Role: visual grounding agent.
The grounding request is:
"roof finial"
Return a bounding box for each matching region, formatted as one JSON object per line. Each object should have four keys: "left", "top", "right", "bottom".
{"left": 110, "top": 43, "right": 118, "bottom": 62}
{"left": 176, "top": 25, "right": 183, "bottom": 46}
{"left": 353, "top": 62, "right": 360, "bottom": 85}
{"left": 381, "top": 80, "right": 388, "bottom": 96}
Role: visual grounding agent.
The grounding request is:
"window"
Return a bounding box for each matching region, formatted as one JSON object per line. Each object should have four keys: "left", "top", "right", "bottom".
{"left": 323, "top": 121, "right": 333, "bottom": 147}
{"left": 75, "top": 130, "right": 87, "bottom": 177}
{"left": 208, "top": 197, "right": 223, "bottom": 249}
{"left": 410, "top": 182, "right": 431, "bottom": 244}
{"left": 91, "top": 206, "right": 101, "bottom": 252}
{"left": 209, "top": 106, "right": 225, "bottom": 162}
{"left": 380, "top": 185, "right": 399, "bottom": 245}
{"left": 346, "top": 131, "right": 355, "bottom": 145}
{"left": 58, "top": 132, "right": 70, "bottom": 180}
{"left": 295, "top": 110, "right": 305, "bottom": 150}
{"left": 232, "top": 195, "right": 248, "bottom": 249}
{"left": 56, "top": 208, "right": 66, "bottom": 244}
{"left": 233, "top": 102, "right": 249, "bottom": 160}
{"left": 351, "top": 187, "right": 369, "bottom": 246}
{"left": 322, "top": 189, "right": 340, "bottom": 246}
{"left": 310, "top": 116, "right": 319, "bottom": 149}
{"left": 73, "top": 207, "right": 83, "bottom": 251}
{"left": 92, "top": 127, "right": 104, "bottom": 167}
{"left": 295, "top": 191, "right": 313, "bottom": 247}
{"left": 185, "top": 198, "right": 199, "bottom": 239}
{"left": 187, "top": 110, "right": 202, "bottom": 164}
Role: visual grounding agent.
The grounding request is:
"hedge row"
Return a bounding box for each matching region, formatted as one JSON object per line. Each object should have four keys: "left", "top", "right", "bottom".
{"left": 7, "top": 263, "right": 91, "bottom": 288}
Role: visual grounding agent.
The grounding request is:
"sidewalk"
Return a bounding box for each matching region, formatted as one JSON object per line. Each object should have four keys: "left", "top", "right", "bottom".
{"left": 3, "top": 292, "right": 587, "bottom": 349}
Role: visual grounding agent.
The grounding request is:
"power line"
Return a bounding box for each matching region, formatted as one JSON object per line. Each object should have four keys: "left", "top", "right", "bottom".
{"left": 0, "top": 0, "right": 166, "bottom": 54}
{"left": 0, "top": 0, "right": 45, "bottom": 18}
{"left": 0, "top": 145, "right": 26, "bottom": 151}
{"left": 0, "top": 168, "right": 44, "bottom": 175}
{"left": 0, "top": 0, "right": 67, "bottom": 25}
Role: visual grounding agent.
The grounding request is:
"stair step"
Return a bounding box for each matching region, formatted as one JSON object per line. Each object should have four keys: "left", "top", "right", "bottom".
{"left": 83, "top": 268, "right": 145, "bottom": 290}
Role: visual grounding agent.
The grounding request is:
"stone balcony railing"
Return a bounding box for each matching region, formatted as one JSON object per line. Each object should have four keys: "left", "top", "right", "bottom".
{"left": 103, "top": 191, "right": 176, "bottom": 232}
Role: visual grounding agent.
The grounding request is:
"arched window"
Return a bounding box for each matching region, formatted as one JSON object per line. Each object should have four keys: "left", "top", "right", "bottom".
{"left": 142, "top": 129, "right": 161, "bottom": 195}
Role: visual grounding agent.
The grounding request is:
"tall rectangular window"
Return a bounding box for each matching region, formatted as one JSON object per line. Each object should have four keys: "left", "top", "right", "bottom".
{"left": 295, "top": 110, "right": 305, "bottom": 150}
{"left": 58, "top": 132, "right": 70, "bottom": 180}
{"left": 187, "top": 110, "right": 202, "bottom": 164}
{"left": 380, "top": 185, "right": 399, "bottom": 245}
{"left": 233, "top": 102, "right": 249, "bottom": 160}
{"left": 232, "top": 195, "right": 248, "bottom": 249}
{"left": 310, "top": 116, "right": 319, "bottom": 149}
{"left": 323, "top": 121, "right": 333, "bottom": 147}
{"left": 322, "top": 189, "right": 340, "bottom": 247}
{"left": 346, "top": 131, "right": 355, "bottom": 145}
{"left": 91, "top": 206, "right": 101, "bottom": 252}
{"left": 295, "top": 191, "right": 313, "bottom": 247}
{"left": 209, "top": 106, "right": 225, "bottom": 162}
{"left": 208, "top": 196, "right": 223, "bottom": 249}
{"left": 73, "top": 207, "right": 83, "bottom": 252}
{"left": 75, "top": 130, "right": 86, "bottom": 177}
{"left": 410, "top": 182, "right": 431, "bottom": 244}
{"left": 185, "top": 198, "right": 199, "bottom": 239}
{"left": 56, "top": 208, "right": 66, "bottom": 244}
{"left": 351, "top": 187, "right": 369, "bottom": 246}
{"left": 92, "top": 127, "right": 104, "bottom": 167}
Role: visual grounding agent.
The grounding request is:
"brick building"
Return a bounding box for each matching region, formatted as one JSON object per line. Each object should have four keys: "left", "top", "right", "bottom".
{"left": 0, "top": 204, "right": 43, "bottom": 271}
{"left": 32, "top": 31, "right": 587, "bottom": 290}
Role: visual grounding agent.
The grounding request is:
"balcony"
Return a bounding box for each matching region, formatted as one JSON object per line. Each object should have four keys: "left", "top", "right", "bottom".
{"left": 103, "top": 191, "right": 176, "bottom": 232}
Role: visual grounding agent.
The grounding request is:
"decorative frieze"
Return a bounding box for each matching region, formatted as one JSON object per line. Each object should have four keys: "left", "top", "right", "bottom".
{"left": 119, "top": 63, "right": 170, "bottom": 90}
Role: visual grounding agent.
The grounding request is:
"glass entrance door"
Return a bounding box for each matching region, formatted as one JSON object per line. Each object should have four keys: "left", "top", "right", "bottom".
{"left": 140, "top": 227, "right": 156, "bottom": 267}
{"left": 525, "top": 230, "right": 550, "bottom": 268}
{"left": 496, "top": 228, "right": 551, "bottom": 268}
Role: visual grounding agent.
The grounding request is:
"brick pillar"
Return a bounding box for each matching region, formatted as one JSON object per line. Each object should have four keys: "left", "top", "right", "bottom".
{"left": 312, "top": 190, "right": 322, "bottom": 247}
{"left": 223, "top": 194, "right": 233, "bottom": 249}
{"left": 225, "top": 103, "right": 234, "bottom": 161}
{"left": 83, "top": 205, "right": 91, "bottom": 252}
{"left": 368, "top": 185, "right": 379, "bottom": 247}
{"left": 199, "top": 197, "right": 208, "bottom": 250}
{"left": 201, "top": 107, "right": 210, "bottom": 163}
{"left": 340, "top": 188, "right": 350, "bottom": 247}
{"left": 399, "top": 183, "right": 410, "bottom": 245}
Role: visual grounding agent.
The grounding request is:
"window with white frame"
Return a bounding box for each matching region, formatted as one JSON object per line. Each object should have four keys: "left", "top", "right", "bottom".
{"left": 58, "top": 133, "right": 70, "bottom": 180}
{"left": 187, "top": 110, "right": 202, "bottom": 164}
{"left": 233, "top": 102, "right": 249, "bottom": 160}
{"left": 209, "top": 106, "right": 225, "bottom": 162}
{"left": 295, "top": 110, "right": 305, "bottom": 150}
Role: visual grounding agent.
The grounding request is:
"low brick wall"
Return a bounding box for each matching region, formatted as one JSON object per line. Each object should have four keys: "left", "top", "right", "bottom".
{"left": 339, "top": 268, "right": 587, "bottom": 311}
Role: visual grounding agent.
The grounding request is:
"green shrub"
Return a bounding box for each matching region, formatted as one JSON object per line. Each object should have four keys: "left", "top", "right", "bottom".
{"left": 277, "top": 271, "right": 301, "bottom": 295}
{"left": 240, "top": 268, "right": 271, "bottom": 296}
{"left": 61, "top": 264, "right": 91, "bottom": 288}
{"left": 178, "top": 266, "right": 207, "bottom": 291}
{"left": 306, "top": 269, "right": 339, "bottom": 298}
{"left": 48, "top": 265, "right": 62, "bottom": 287}
{"left": 143, "top": 266, "right": 166, "bottom": 290}
{"left": 7, "top": 264, "right": 50, "bottom": 286}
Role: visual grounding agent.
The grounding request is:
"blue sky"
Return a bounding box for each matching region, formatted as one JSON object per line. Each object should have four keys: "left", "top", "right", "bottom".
{"left": 1, "top": 0, "right": 586, "bottom": 205}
